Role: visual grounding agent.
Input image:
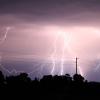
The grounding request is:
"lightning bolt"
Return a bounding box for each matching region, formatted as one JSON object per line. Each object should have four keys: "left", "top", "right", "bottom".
{"left": 0, "top": 64, "right": 24, "bottom": 75}
{"left": 51, "top": 31, "right": 72, "bottom": 75}
{"left": 78, "top": 66, "right": 83, "bottom": 76}
{"left": 50, "top": 30, "right": 84, "bottom": 76}
{"left": 0, "top": 26, "right": 84, "bottom": 77}
{"left": 51, "top": 32, "right": 59, "bottom": 75}
{"left": 0, "top": 27, "right": 12, "bottom": 74}
{"left": 60, "top": 33, "right": 67, "bottom": 75}
{"left": 0, "top": 27, "right": 11, "bottom": 44}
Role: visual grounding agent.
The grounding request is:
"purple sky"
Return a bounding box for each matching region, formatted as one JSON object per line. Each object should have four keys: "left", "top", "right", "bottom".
{"left": 0, "top": 0, "right": 100, "bottom": 81}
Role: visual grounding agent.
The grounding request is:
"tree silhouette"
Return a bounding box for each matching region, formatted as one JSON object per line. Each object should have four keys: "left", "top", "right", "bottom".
{"left": 0, "top": 70, "right": 99, "bottom": 99}
{"left": 0, "top": 71, "right": 5, "bottom": 85}
{"left": 73, "top": 74, "right": 84, "bottom": 83}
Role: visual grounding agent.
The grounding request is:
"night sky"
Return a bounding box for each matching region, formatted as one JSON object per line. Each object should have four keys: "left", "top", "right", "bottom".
{"left": 0, "top": 0, "right": 100, "bottom": 81}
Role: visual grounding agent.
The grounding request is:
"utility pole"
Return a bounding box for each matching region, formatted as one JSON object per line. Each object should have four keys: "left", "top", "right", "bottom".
{"left": 75, "top": 57, "right": 78, "bottom": 74}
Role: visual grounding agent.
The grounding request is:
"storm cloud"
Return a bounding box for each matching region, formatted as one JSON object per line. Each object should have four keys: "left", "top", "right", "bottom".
{"left": 0, "top": 0, "right": 100, "bottom": 81}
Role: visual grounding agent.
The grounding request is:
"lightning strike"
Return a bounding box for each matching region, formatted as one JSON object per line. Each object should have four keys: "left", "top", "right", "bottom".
{"left": 51, "top": 31, "right": 60, "bottom": 75}
{"left": 51, "top": 30, "right": 72, "bottom": 75}
{"left": 0, "top": 27, "right": 12, "bottom": 74}
{"left": 0, "top": 27, "right": 11, "bottom": 44}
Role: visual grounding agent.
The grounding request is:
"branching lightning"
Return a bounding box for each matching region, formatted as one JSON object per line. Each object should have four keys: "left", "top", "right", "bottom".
{"left": 0, "top": 27, "right": 11, "bottom": 44}
{"left": 51, "top": 31, "right": 72, "bottom": 75}
{"left": 51, "top": 31, "right": 60, "bottom": 75}
{"left": 0, "top": 26, "right": 86, "bottom": 77}
{"left": 0, "top": 27, "right": 13, "bottom": 75}
{"left": 50, "top": 30, "right": 84, "bottom": 76}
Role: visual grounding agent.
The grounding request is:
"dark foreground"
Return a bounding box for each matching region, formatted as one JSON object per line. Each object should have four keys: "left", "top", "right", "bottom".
{"left": 0, "top": 71, "right": 100, "bottom": 99}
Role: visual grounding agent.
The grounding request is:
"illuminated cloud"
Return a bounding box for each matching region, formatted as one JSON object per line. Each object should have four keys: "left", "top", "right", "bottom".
{"left": 0, "top": 0, "right": 100, "bottom": 80}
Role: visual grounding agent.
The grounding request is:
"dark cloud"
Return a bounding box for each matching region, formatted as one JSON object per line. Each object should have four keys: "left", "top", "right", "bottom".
{"left": 0, "top": 0, "right": 100, "bottom": 13}
{"left": 0, "top": 0, "right": 100, "bottom": 25}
